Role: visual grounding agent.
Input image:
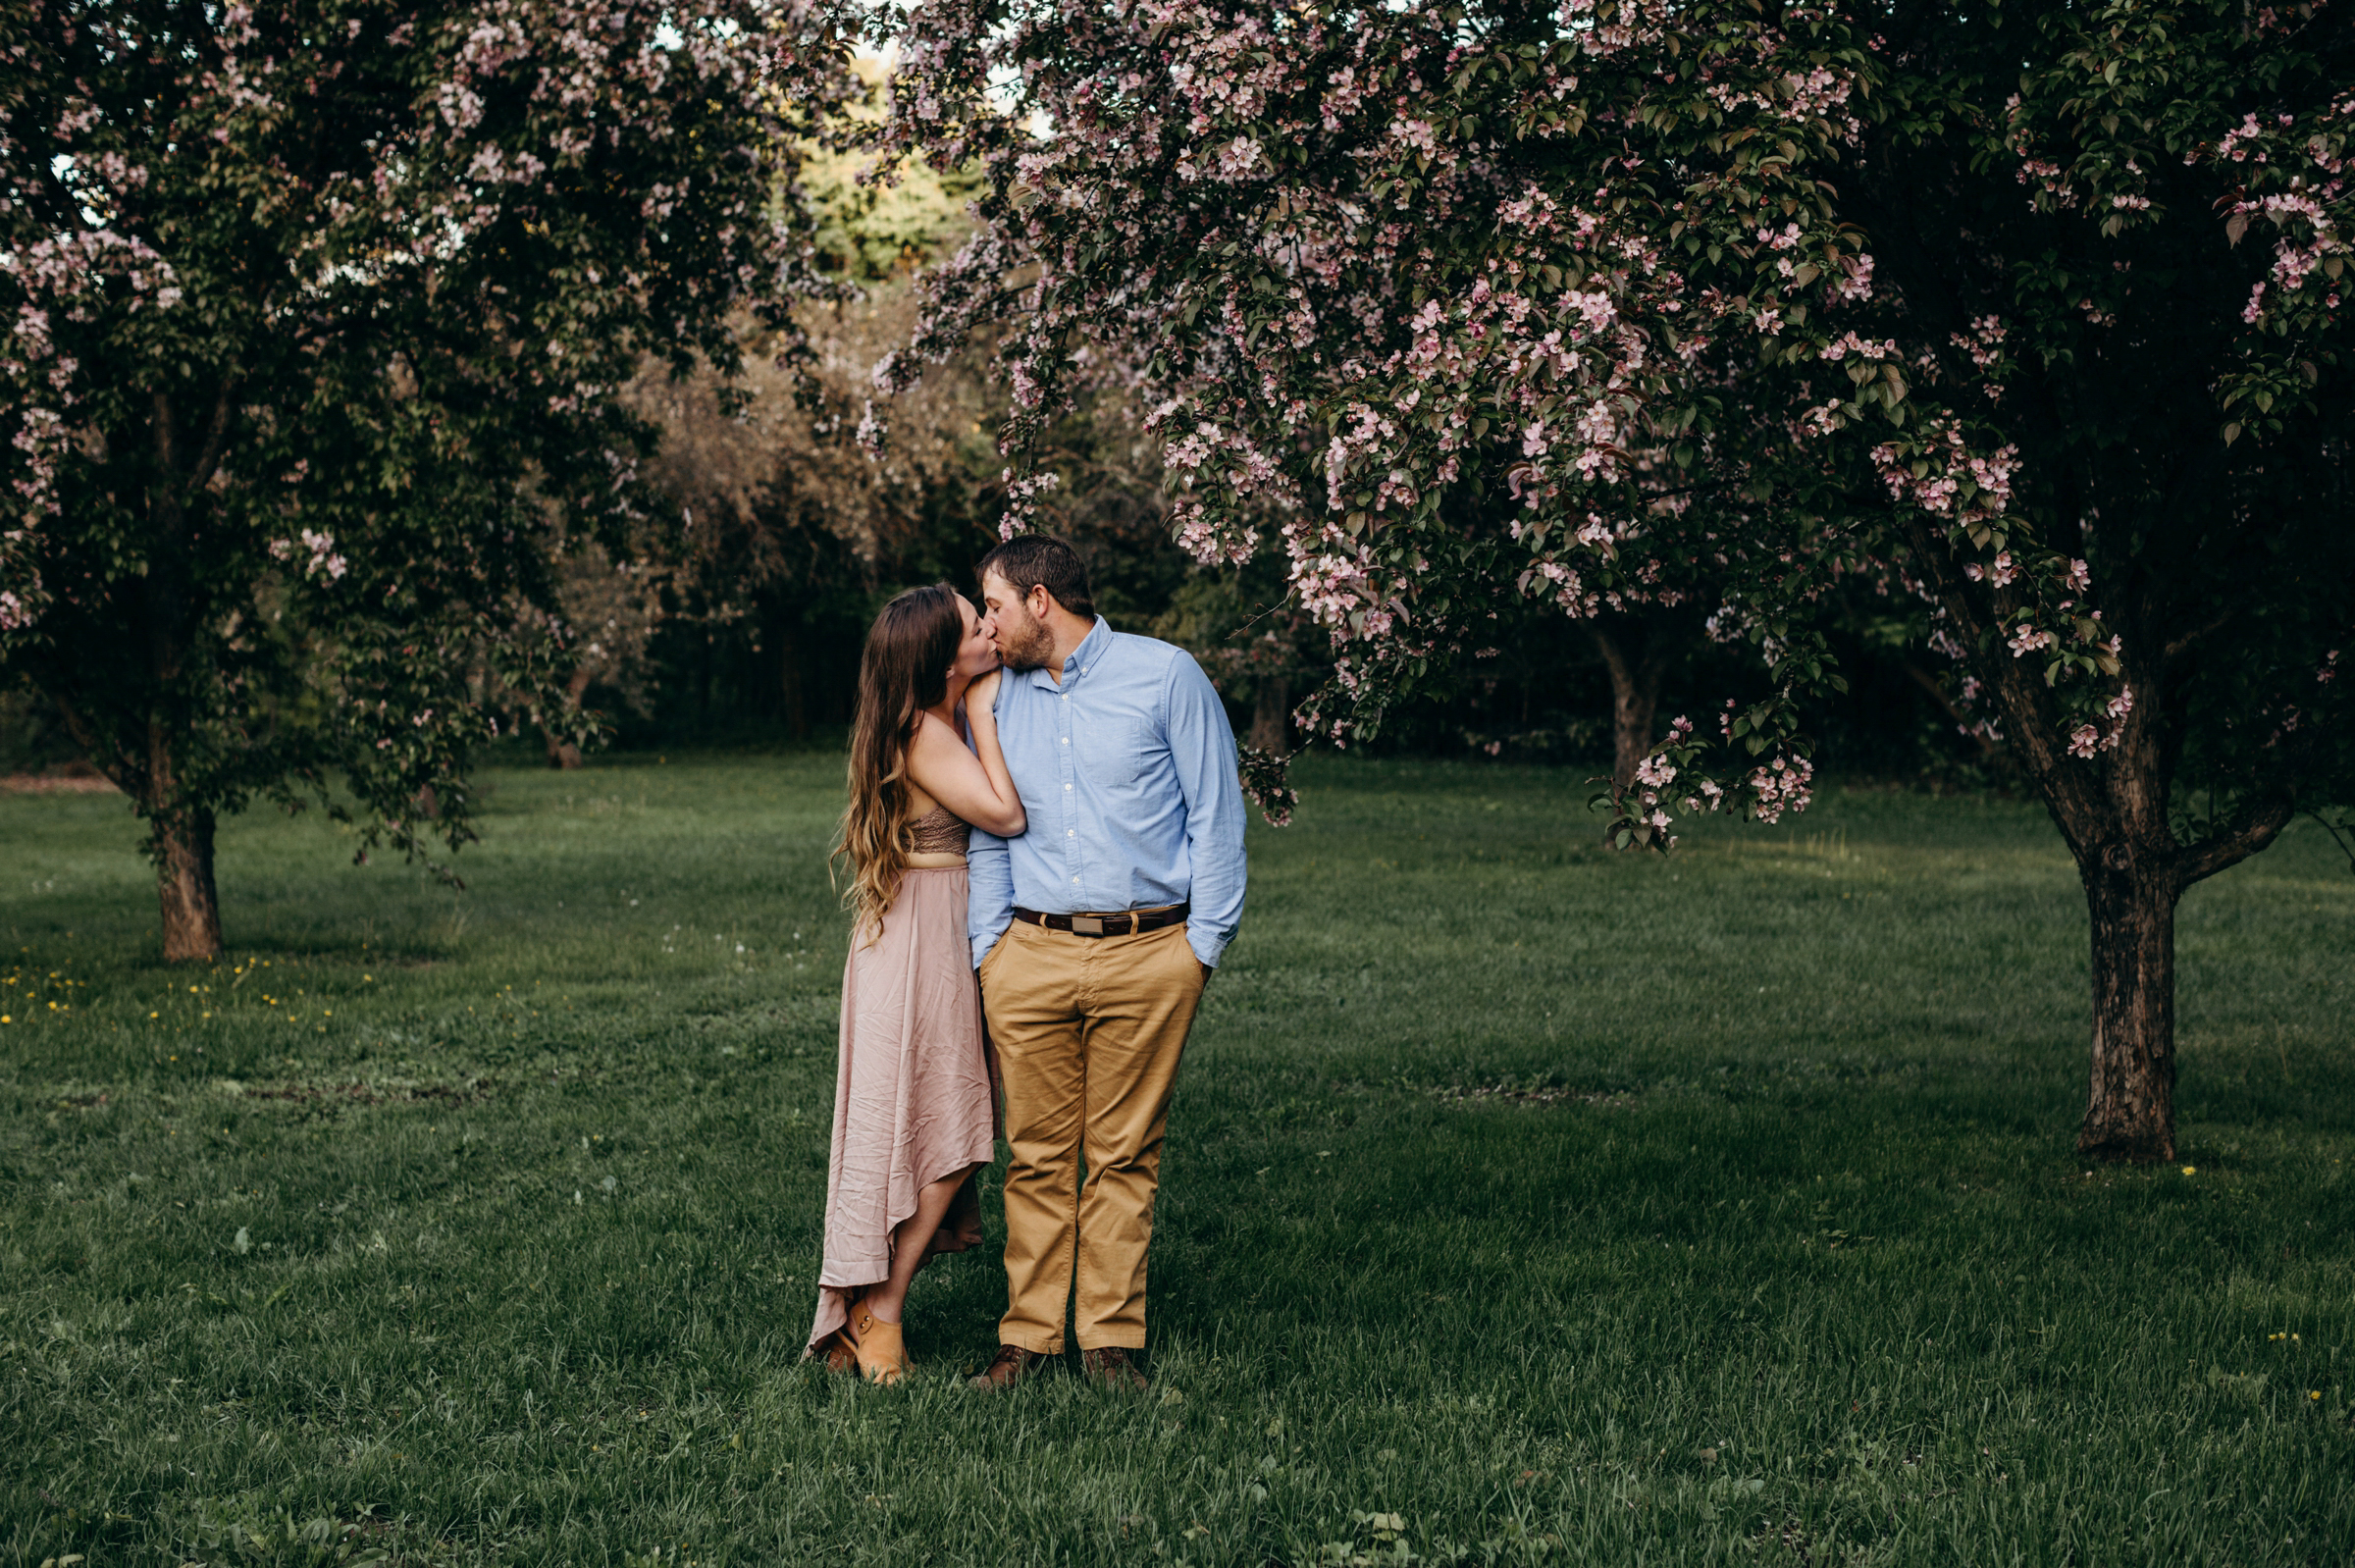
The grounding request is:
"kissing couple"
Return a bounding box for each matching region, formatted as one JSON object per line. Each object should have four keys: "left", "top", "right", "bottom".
{"left": 804, "top": 535, "right": 1249, "bottom": 1389}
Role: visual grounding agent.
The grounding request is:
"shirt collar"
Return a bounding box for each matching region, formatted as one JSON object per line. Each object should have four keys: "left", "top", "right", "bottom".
{"left": 1024, "top": 616, "right": 1112, "bottom": 690}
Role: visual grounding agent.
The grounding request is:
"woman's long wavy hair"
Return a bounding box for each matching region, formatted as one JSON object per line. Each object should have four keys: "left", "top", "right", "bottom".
{"left": 836, "top": 584, "right": 964, "bottom": 940}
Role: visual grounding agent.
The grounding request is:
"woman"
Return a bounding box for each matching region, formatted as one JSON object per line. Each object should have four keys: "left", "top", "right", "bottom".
{"left": 809, "top": 583, "right": 1024, "bottom": 1384}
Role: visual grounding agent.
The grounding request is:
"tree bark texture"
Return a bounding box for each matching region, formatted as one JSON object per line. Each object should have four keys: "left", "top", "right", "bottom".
{"left": 155, "top": 806, "right": 223, "bottom": 964}
{"left": 2074, "top": 849, "right": 2180, "bottom": 1163}
{"left": 1249, "top": 675, "right": 1291, "bottom": 755}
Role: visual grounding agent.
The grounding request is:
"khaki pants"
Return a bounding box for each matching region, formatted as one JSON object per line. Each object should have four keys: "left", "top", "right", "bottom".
{"left": 979, "top": 917, "right": 1207, "bottom": 1353}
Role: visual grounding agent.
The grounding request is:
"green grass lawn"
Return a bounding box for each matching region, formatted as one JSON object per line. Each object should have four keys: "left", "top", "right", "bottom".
{"left": 3, "top": 754, "right": 2350, "bottom": 1567}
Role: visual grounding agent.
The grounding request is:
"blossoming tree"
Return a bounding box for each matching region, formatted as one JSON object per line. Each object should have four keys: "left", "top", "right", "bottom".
{"left": 0, "top": 0, "right": 850, "bottom": 960}
{"left": 871, "top": 0, "right": 2353, "bottom": 1160}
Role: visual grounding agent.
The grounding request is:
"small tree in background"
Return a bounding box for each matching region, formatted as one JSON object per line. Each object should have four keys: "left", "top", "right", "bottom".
{"left": 498, "top": 525, "right": 671, "bottom": 769}
{"left": 628, "top": 289, "right": 1003, "bottom": 738}
{"left": 1587, "top": 607, "right": 1709, "bottom": 791}
{"left": 873, "top": 0, "right": 2353, "bottom": 1160}
{"left": 612, "top": 78, "right": 1012, "bottom": 740}
{"left": 0, "top": 0, "right": 852, "bottom": 959}
{"left": 1155, "top": 563, "right": 1326, "bottom": 756}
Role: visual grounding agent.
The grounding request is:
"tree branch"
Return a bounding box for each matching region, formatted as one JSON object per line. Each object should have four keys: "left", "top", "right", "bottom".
{"left": 185, "top": 380, "right": 239, "bottom": 497}
{"left": 151, "top": 389, "right": 182, "bottom": 479}
{"left": 2163, "top": 603, "right": 2235, "bottom": 664}
{"left": 1900, "top": 658, "right": 2003, "bottom": 759}
{"left": 2173, "top": 790, "right": 2297, "bottom": 890}
{"left": 2306, "top": 811, "right": 2355, "bottom": 878}
{"left": 1900, "top": 515, "right": 2108, "bottom": 847}
{"left": 39, "top": 684, "right": 145, "bottom": 798}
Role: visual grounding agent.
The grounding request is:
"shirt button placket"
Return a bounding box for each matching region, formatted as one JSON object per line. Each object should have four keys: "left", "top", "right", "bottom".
{"left": 1062, "top": 677, "right": 1078, "bottom": 897}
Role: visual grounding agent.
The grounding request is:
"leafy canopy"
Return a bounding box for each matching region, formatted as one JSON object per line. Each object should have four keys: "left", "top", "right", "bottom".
{"left": 871, "top": 0, "right": 2351, "bottom": 851}
{"left": 0, "top": 0, "right": 853, "bottom": 866}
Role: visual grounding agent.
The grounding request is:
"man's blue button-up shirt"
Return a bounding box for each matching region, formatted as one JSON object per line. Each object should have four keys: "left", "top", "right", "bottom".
{"left": 968, "top": 617, "right": 1247, "bottom": 971}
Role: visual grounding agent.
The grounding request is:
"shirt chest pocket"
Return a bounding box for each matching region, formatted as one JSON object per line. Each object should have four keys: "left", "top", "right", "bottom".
{"left": 1077, "top": 710, "right": 1162, "bottom": 789}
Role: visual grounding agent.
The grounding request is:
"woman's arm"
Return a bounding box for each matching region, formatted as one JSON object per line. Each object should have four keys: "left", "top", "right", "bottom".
{"left": 908, "top": 672, "right": 1026, "bottom": 835}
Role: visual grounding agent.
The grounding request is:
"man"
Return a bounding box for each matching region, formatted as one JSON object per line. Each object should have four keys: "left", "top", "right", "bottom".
{"left": 965, "top": 535, "right": 1247, "bottom": 1391}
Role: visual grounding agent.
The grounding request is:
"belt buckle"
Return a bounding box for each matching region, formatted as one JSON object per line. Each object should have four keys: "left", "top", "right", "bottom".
{"left": 1070, "top": 915, "right": 1105, "bottom": 937}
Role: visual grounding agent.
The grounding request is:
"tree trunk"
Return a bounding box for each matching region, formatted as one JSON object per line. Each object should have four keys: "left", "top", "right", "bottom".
{"left": 1590, "top": 622, "right": 1668, "bottom": 789}
{"left": 1887, "top": 519, "right": 2297, "bottom": 1168}
{"left": 156, "top": 807, "right": 224, "bottom": 964}
{"left": 2074, "top": 848, "right": 2180, "bottom": 1162}
{"left": 699, "top": 630, "right": 713, "bottom": 725}
{"left": 1249, "top": 675, "right": 1291, "bottom": 755}
{"left": 778, "top": 619, "right": 810, "bottom": 742}
{"left": 543, "top": 666, "right": 593, "bottom": 768}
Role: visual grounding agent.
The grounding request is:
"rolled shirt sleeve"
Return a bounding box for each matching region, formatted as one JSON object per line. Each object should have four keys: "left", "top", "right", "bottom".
{"left": 967, "top": 825, "right": 1015, "bottom": 970}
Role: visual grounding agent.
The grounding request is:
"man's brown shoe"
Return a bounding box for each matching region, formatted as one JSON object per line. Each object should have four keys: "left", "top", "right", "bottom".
{"left": 967, "top": 1344, "right": 1044, "bottom": 1391}
{"left": 1080, "top": 1346, "right": 1148, "bottom": 1391}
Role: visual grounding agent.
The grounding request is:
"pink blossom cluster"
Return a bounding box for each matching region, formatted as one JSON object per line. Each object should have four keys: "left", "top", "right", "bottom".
{"left": 0, "top": 302, "right": 75, "bottom": 634}
{"left": 2067, "top": 684, "right": 2135, "bottom": 758}
{"left": 996, "top": 470, "right": 1061, "bottom": 538}
{"left": 2015, "top": 156, "right": 2077, "bottom": 210}
{"left": 1818, "top": 332, "right": 1899, "bottom": 362}
{"left": 3, "top": 234, "right": 181, "bottom": 620}
{"left": 1749, "top": 755, "right": 1813, "bottom": 825}
{"left": 269, "top": 530, "right": 349, "bottom": 582}
{"left": 2007, "top": 622, "right": 2056, "bottom": 658}
{"left": 1868, "top": 423, "right": 2019, "bottom": 526}
{"left": 865, "top": 0, "right": 2330, "bottom": 835}
{"left": 2198, "top": 104, "right": 2352, "bottom": 323}
{"left": 1962, "top": 550, "right": 2017, "bottom": 586}
{"left": 1949, "top": 315, "right": 2007, "bottom": 371}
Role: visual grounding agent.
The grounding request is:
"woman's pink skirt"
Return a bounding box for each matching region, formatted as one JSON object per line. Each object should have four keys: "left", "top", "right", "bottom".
{"left": 806, "top": 866, "right": 997, "bottom": 1356}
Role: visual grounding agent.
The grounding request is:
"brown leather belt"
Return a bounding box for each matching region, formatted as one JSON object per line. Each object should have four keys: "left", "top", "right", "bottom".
{"left": 1011, "top": 903, "right": 1188, "bottom": 938}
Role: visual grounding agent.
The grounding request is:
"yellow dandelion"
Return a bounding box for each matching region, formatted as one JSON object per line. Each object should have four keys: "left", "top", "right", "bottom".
{"left": 2180, "top": 1165, "right": 2197, "bottom": 1176}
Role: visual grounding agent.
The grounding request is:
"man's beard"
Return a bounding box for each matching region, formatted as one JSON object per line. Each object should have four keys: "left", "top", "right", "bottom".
{"left": 996, "top": 609, "right": 1056, "bottom": 672}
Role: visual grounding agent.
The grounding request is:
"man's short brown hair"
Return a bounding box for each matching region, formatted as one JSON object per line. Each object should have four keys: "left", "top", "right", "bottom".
{"left": 978, "top": 534, "right": 1096, "bottom": 622}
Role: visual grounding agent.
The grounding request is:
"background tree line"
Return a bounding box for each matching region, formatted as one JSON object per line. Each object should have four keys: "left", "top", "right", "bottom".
{"left": 1, "top": 47, "right": 1996, "bottom": 792}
